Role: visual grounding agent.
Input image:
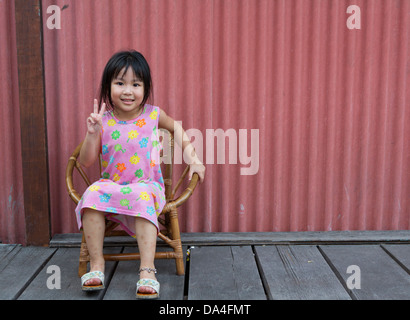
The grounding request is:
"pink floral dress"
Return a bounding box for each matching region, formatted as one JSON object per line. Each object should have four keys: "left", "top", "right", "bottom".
{"left": 75, "top": 105, "right": 166, "bottom": 237}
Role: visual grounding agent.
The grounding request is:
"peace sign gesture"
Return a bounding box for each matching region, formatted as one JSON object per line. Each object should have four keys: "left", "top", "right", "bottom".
{"left": 86, "top": 99, "right": 106, "bottom": 135}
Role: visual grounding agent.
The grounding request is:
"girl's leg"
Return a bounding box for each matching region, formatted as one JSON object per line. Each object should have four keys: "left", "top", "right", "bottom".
{"left": 135, "top": 217, "right": 158, "bottom": 294}
{"left": 82, "top": 208, "right": 106, "bottom": 285}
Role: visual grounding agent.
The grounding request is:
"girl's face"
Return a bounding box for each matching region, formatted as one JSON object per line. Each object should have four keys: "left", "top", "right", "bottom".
{"left": 110, "top": 67, "right": 145, "bottom": 121}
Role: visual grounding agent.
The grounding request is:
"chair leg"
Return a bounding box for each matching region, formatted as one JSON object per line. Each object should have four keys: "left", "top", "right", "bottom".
{"left": 78, "top": 232, "right": 89, "bottom": 277}
{"left": 79, "top": 261, "right": 87, "bottom": 278}
{"left": 169, "top": 207, "right": 185, "bottom": 275}
{"left": 175, "top": 244, "right": 185, "bottom": 276}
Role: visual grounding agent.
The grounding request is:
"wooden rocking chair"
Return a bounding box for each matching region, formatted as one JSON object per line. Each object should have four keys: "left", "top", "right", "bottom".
{"left": 65, "top": 130, "right": 199, "bottom": 276}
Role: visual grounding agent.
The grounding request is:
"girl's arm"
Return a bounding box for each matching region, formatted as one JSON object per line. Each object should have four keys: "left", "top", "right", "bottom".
{"left": 78, "top": 99, "right": 106, "bottom": 168}
{"left": 158, "top": 108, "right": 205, "bottom": 183}
{"left": 78, "top": 131, "right": 101, "bottom": 168}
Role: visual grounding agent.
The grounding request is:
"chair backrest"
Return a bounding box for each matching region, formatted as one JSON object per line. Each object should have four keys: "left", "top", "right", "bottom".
{"left": 66, "top": 129, "right": 175, "bottom": 205}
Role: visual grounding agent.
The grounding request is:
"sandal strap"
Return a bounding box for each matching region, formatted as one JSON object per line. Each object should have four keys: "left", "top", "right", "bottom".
{"left": 81, "top": 271, "right": 105, "bottom": 285}
{"left": 137, "top": 279, "right": 160, "bottom": 293}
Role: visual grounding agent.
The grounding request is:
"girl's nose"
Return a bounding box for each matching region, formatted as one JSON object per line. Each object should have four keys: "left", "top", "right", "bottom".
{"left": 123, "top": 86, "right": 132, "bottom": 94}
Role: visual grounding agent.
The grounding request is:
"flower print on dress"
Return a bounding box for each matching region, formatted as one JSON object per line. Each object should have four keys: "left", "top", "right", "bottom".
{"left": 99, "top": 193, "right": 112, "bottom": 203}
{"left": 89, "top": 185, "right": 101, "bottom": 192}
{"left": 120, "top": 186, "right": 132, "bottom": 195}
{"left": 129, "top": 153, "right": 141, "bottom": 164}
{"left": 111, "top": 130, "right": 121, "bottom": 140}
{"left": 139, "top": 137, "right": 149, "bottom": 148}
{"left": 139, "top": 192, "right": 150, "bottom": 201}
{"left": 136, "top": 119, "right": 146, "bottom": 128}
{"left": 116, "top": 163, "right": 127, "bottom": 172}
{"left": 134, "top": 168, "right": 143, "bottom": 178}
{"left": 107, "top": 119, "right": 116, "bottom": 127}
{"left": 127, "top": 130, "right": 139, "bottom": 142}
{"left": 152, "top": 140, "right": 160, "bottom": 149}
{"left": 120, "top": 199, "right": 132, "bottom": 209}
{"left": 152, "top": 125, "right": 159, "bottom": 139}
{"left": 102, "top": 145, "right": 109, "bottom": 155}
{"left": 149, "top": 109, "right": 158, "bottom": 120}
{"left": 147, "top": 206, "right": 155, "bottom": 216}
{"left": 114, "top": 144, "right": 126, "bottom": 153}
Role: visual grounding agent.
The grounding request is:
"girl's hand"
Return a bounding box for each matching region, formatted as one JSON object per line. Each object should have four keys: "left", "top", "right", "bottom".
{"left": 86, "top": 99, "right": 106, "bottom": 135}
{"left": 189, "top": 163, "right": 206, "bottom": 184}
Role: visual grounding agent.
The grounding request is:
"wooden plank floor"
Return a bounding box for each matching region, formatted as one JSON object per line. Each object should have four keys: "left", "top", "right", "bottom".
{"left": 1, "top": 233, "right": 409, "bottom": 300}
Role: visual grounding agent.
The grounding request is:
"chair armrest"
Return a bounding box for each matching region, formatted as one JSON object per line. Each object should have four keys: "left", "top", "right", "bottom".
{"left": 65, "top": 142, "right": 86, "bottom": 205}
{"left": 163, "top": 173, "right": 199, "bottom": 212}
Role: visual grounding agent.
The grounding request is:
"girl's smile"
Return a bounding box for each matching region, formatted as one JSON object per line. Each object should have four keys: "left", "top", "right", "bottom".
{"left": 121, "top": 98, "right": 135, "bottom": 105}
{"left": 111, "top": 67, "right": 145, "bottom": 121}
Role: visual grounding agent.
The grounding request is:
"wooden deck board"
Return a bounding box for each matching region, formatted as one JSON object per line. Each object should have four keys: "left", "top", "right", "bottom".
{"left": 1, "top": 233, "right": 410, "bottom": 300}
{"left": 103, "top": 246, "right": 186, "bottom": 300}
{"left": 18, "top": 247, "right": 122, "bottom": 300}
{"left": 319, "top": 245, "right": 410, "bottom": 300}
{"left": 0, "top": 246, "right": 56, "bottom": 300}
{"left": 381, "top": 244, "right": 410, "bottom": 274}
{"left": 230, "top": 246, "right": 267, "bottom": 300}
{"left": 254, "top": 245, "right": 350, "bottom": 300}
{"left": 0, "top": 244, "right": 20, "bottom": 262}
{"left": 153, "top": 246, "right": 187, "bottom": 300}
{"left": 188, "top": 246, "right": 266, "bottom": 300}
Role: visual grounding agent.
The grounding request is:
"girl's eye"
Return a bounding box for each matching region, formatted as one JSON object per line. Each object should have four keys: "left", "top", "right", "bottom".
{"left": 116, "top": 82, "right": 124, "bottom": 86}
{"left": 134, "top": 83, "right": 141, "bottom": 87}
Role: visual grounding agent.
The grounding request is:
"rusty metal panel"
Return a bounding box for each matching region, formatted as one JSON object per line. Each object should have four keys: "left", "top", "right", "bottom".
{"left": 41, "top": 0, "right": 410, "bottom": 235}
{"left": 0, "top": 0, "right": 26, "bottom": 244}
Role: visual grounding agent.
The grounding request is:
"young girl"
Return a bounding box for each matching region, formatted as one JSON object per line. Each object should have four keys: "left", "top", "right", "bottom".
{"left": 75, "top": 50, "right": 205, "bottom": 299}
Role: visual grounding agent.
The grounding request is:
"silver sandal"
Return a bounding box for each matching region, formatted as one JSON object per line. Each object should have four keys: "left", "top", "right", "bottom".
{"left": 136, "top": 268, "right": 160, "bottom": 299}
{"left": 81, "top": 271, "right": 105, "bottom": 291}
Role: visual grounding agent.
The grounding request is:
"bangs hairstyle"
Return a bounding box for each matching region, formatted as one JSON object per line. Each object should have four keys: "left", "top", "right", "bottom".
{"left": 98, "top": 50, "right": 153, "bottom": 112}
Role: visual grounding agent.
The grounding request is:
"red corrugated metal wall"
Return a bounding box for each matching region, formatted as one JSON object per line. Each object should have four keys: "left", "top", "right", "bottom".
{"left": 2, "top": 0, "right": 409, "bottom": 242}
{"left": 0, "top": 0, "right": 26, "bottom": 244}
{"left": 42, "top": 0, "right": 410, "bottom": 235}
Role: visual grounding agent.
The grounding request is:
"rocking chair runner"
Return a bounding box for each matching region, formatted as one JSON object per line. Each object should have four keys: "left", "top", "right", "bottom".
{"left": 65, "top": 131, "right": 199, "bottom": 276}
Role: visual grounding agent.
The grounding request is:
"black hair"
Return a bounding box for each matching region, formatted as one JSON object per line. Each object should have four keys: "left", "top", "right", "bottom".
{"left": 98, "top": 50, "right": 153, "bottom": 112}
